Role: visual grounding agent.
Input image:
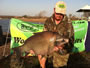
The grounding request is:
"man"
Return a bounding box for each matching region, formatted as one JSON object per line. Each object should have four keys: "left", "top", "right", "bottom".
{"left": 88, "top": 17, "right": 90, "bottom": 22}
{"left": 44, "top": 1, "right": 74, "bottom": 68}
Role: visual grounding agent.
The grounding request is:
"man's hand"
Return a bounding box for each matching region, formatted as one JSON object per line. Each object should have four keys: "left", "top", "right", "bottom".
{"left": 53, "top": 45, "right": 63, "bottom": 51}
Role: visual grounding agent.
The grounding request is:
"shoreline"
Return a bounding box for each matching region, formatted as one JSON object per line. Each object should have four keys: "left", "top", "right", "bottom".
{"left": 0, "top": 18, "right": 48, "bottom": 36}
{"left": 0, "top": 18, "right": 47, "bottom": 24}
{"left": 16, "top": 18, "right": 47, "bottom": 23}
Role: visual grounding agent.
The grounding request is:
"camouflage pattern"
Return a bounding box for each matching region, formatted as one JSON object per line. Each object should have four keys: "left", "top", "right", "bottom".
{"left": 53, "top": 52, "right": 69, "bottom": 67}
{"left": 44, "top": 14, "right": 74, "bottom": 67}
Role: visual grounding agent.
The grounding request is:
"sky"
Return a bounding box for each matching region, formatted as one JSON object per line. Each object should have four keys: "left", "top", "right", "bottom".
{"left": 0, "top": 0, "right": 90, "bottom": 17}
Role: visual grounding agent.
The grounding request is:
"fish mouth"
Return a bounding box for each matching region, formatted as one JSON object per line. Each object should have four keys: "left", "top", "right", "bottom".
{"left": 55, "top": 38, "right": 69, "bottom": 55}
{"left": 56, "top": 38, "right": 69, "bottom": 43}
{"left": 55, "top": 38, "right": 69, "bottom": 47}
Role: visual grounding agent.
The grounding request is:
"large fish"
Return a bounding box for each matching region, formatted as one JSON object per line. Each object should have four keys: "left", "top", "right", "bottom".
{"left": 13, "top": 31, "right": 68, "bottom": 68}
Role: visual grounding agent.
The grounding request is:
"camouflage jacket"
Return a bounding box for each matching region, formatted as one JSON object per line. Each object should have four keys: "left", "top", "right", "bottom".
{"left": 44, "top": 15, "right": 74, "bottom": 52}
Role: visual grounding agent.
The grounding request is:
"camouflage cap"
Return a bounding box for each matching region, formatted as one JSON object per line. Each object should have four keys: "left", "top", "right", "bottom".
{"left": 55, "top": 1, "right": 66, "bottom": 14}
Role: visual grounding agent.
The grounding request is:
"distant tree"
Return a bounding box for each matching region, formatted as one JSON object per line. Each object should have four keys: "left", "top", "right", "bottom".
{"left": 37, "top": 11, "right": 47, "bottom": 17}
{"left": 22, "top": 15, "right": 28, "bottom": 18}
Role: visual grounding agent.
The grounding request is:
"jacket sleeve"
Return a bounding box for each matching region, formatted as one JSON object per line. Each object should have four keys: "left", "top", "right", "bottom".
{"left": 43, "top": 18, "right": 50, "bottom": 31}
{"left": 68, "top": 23, "right": 74, "bottom": 48}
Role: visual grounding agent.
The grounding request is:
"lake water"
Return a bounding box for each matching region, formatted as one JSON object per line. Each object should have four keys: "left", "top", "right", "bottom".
{"left": 0, "top": 19, "right": 10, "bottom": 32}
{"left": 0, "top": 19, "right": 43, "bottom": 33}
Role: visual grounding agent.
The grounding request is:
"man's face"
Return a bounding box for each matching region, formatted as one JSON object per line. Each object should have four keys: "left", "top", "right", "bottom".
{"left": 55, "top": 12, "right": 64, "bottom": 21}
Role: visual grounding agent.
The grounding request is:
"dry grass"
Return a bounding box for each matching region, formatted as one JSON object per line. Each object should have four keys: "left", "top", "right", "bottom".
{"left": 16, "top": 18, "right": 47, "bottom": 23}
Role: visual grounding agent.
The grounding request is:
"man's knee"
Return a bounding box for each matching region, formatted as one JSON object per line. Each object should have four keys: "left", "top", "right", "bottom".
{"left": 53, "top": 52, "right": 69, "bottom": 67}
